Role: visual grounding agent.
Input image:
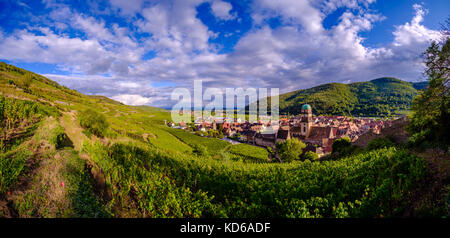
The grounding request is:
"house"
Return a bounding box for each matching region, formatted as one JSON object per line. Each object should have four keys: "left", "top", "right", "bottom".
{"left": 254, "top": 133, "right": 276, "bottom": 147}
{"left": 242, "top": 130, "right": 257, "bottom": 144}
{"left": 290, "top": 126, "right": 304, "bottom": 139}
{"left": 306, "top": 126, "right": 335, "bottom": 147}
{"left": 276, "top": 126, "right": 290, "bottom": 143}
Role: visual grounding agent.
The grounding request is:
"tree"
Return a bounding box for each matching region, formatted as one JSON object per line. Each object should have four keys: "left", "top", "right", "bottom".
{"left": 367, "top": 137, "right": 395, "bottom": 151}
{"left": 408, "top": 19, "right": 450, "bottom": 148}
{"left": 276, "top": 138, "right": 306, "bottom": 163}
{"left": 332, "top": 137, "right": 351, "bottom": 154}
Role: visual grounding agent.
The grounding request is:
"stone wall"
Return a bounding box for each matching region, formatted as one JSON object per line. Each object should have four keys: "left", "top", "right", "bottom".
{"left": 255, "top": 138, "right": 275, "bottom": 147}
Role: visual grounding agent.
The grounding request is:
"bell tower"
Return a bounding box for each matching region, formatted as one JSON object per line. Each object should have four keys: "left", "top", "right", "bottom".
{"left": 300, "top": 104, "right": 312, "bottom": 137}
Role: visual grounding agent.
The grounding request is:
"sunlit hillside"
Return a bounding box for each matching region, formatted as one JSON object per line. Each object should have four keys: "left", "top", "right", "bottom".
{"left": 0, "top": 62, "right": 448, "bottom": 218}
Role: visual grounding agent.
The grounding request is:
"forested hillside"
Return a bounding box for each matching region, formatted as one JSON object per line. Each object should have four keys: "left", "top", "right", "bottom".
{"left": 258, "top": 77, "right": 426, "bottom": 117}
{"left": 0, "top": 62, "right": 447, "bottom": 218}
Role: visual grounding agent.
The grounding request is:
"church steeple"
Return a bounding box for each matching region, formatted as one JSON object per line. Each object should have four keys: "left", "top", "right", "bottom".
{"left": 300, "top": 104, "right": 313, "bottom": 136}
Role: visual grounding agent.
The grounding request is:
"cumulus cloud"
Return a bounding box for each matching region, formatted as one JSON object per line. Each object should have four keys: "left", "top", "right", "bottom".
{"left": 111, "top": 94, "right": 152, "bottom": 105}
{"left": 393, "top": 4, "right": 441, "bottom": 47}
{"left": 0, "top": 27, "right": 114, "bottom": 74}
{"left": 252, "top": 0, "right": 325, "bottom": 34}
{"left": 0, "top": 0, "right": 443, "bottom": 108}
{"left": 320, "top": 0, "right": 376, "bottom": 13}
{"left": 210, "top": 0, "right": 236, "bottom": 20}
{"left": 109, "top": 0, "right": 145, "bottom": 15}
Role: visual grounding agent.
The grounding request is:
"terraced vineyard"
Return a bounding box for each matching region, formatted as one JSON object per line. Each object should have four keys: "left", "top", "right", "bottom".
{"left": 0, "top": 62, "right": 448, "bottom": 218}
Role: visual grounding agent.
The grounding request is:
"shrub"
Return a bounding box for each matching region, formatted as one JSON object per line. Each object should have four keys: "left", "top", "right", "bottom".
{"left": 330, "top": 137, "right": 362, "bottom": 160}
{"left": 367, "top": 137, "right": 396, "bottom": 151}
{"left": 78, "top": 109, "right": 109, "bottom": 137}
{"left": 332, "top": 137, "right": 352, "bottom": 154}
{"left": 192, "top": 144, "right": 208, "bottom": 156}
{"left": 0, "top": 149, "right": 30, "bottom": 194}
{"left": 276, "top": 138, "right": 306, "bottom": 163}
{"left": 302, "top": 151, "right": 319, "bottom": 161}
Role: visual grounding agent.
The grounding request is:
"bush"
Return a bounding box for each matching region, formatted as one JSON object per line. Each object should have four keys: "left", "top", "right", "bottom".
{"left": 332, "top": 137, "right": 352, "bottom": 154}
{"left": 276, "top": 138, "right": 306, "bottom": 163}
{"left": 302, "top": 151, "right": 319, "bottom": 161}
{"left": 78, "top": 109, "right": 109, "bottom": 137}
{"left": 330, "top": 137, "right": 362, "bottom": 160}
{"left": 367, "top": 137, "right": 396, "bottom": 151}
{"left": 192, "top": 144, "right": 208, "bottom": 156}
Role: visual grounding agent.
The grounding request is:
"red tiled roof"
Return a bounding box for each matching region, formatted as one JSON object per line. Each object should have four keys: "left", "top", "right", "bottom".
{"left": 308, "top": 126, "right": 333, "bottom": 140}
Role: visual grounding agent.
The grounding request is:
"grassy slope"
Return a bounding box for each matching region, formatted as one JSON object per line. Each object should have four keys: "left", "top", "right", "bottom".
{"left": 0, "top": 62, "right": 447, "bottom": 218}
{"left": 0, "top": 62, "right": 237, "bottom": 217}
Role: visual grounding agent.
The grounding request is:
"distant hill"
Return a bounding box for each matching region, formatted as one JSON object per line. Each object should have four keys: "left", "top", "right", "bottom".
{"left": 253, "top": 77, "right": 428, "bottom": 117}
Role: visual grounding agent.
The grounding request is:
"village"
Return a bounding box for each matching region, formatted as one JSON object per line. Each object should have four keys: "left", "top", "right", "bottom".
{"left": 167, "top": 104, "right": 400, "bottom": 157}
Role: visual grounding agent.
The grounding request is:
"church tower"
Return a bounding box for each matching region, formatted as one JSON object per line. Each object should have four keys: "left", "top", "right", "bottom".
{"left": 300, "top": 104, "right": 312, "bottom": 137}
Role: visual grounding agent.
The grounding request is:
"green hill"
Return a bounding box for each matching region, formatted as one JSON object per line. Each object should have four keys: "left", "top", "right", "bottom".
{"left": 259, "top": 77, "right": 427, "bottom": 117}
{"left": 0, "top": 62, "right": 446, "bottom": 218}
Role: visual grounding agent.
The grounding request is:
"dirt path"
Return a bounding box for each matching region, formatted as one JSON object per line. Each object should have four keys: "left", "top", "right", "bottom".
{"left": 60, "top": 110, "right": 89, "bottom": 152}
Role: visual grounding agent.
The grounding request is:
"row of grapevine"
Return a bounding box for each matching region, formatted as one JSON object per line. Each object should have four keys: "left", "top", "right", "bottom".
{"left": 167, "top": 128, "right": 230, "bottom": 155}
{"left": 226, "top": 143, "right": 270, "bottom": 163}
{"left": 82, "top": 141, "right": 223, "bottom": 217}
{"left": 83, "top": 138, "right": 429, "bottom": 218}
{"left": 0, "top": 96, "right": 58, "bottom": 132}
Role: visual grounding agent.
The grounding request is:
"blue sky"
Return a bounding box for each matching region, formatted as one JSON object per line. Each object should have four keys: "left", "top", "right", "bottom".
{"left": 0, "top": 0, "right": 448, "bottom": 107}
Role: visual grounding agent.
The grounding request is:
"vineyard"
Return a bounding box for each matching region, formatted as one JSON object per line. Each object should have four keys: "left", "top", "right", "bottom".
{"left": 227, "top": 143, "right": 270, "bottom": 163}
{"left": 82, "top": 140, "right": 432, "bottom": 217}
{"left": 0, "top": 62, "right": 448, "bottom": 218}
{"left": 0, "top": 96, "right": 52, "bottom": 131}
{"left": 167, "top": 128, "right": 230, "bottom": 156}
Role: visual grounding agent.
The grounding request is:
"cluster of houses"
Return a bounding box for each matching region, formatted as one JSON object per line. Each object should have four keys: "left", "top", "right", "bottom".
{"left": 167, "top": 104, "right": 395, "bottom": 157}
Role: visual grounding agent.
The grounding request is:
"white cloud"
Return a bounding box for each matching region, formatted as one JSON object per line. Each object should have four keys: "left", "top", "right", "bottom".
{"left": 320, "top": 0, "right": 376, "bottom": 13}
{"left": 0, "top": 1, "right": 443, "bottom": 108}
{"left": 0, "top": 27, "right": 114, "bottom": 74}
{"left": 393, "top": 4, "right": 441, "bottom": 47}
{"left": 210, "top": 0, "right": 235, "bottom": 20}
{"left": 253, "top": 0, "right": 325, "bottom": 34}
{"left": 109, "top": 0, "right": 145, "bottom": 15}
{"left": 111, "top": 94, "right": 152, "bottom": 105}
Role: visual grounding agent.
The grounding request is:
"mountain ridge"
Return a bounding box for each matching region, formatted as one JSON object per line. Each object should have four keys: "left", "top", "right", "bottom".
{"left": 253, "top": 77, "right": 428, "bottom": 117}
